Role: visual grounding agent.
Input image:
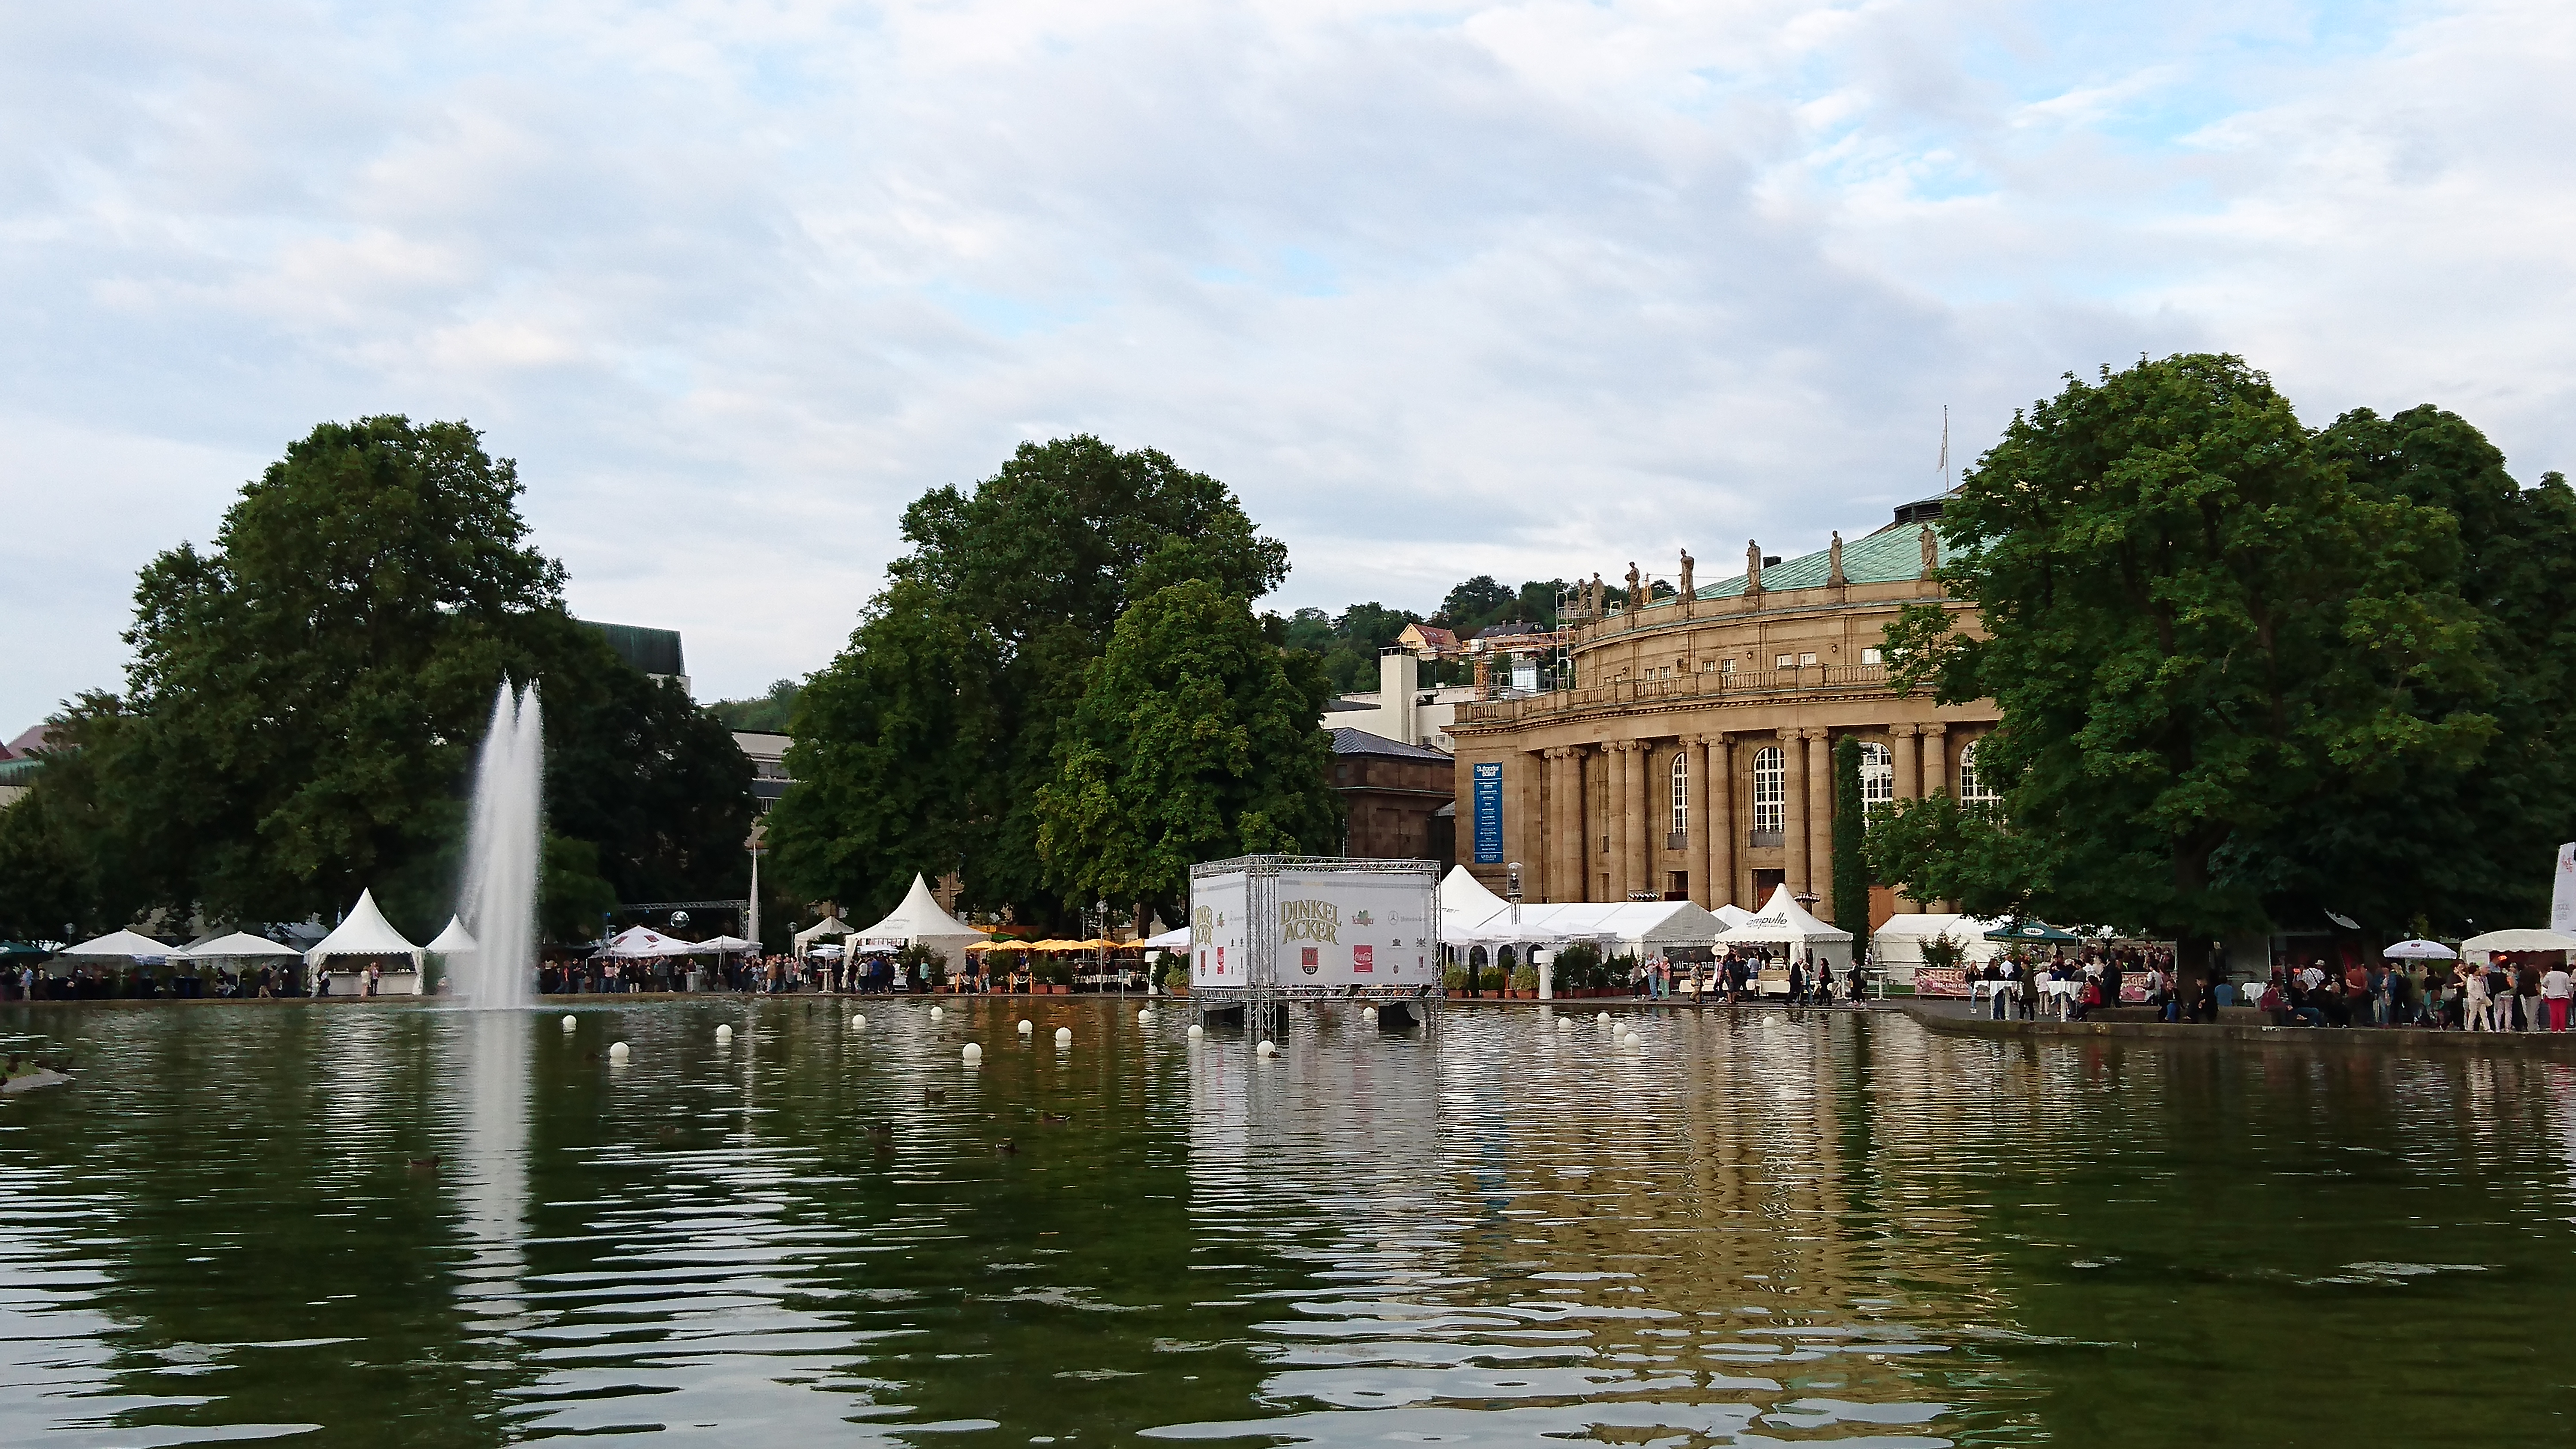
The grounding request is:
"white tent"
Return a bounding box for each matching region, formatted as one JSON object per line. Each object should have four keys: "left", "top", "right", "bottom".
{"left": 793, "top": 915, "right": 853, "bottom": 954}
{"left": 691, "top": 935, "right": 759, "bottom": 954}
{"left": 426, "top": 917, "right": 478, "bottom": 954}
{"left": 304, "top": 889, "right": 426, "bottom": 995}
{"left": 852, "top": 874, "right": 985, "bottom": 965}
{"left": 1438, "top": 865, "right": 1511, "bottom": 938}
{"left": 1869, "top": 912, "right": 2006, "bottom": 982}
{"left": 1140, "top": 925, "right": 1192, "bottom": 951}
{"left": 180, "top": 930, "right": 301, "bottom": 963}
{"left": 601, "top": 926, "right": 690, "bottom": 957}
{"left": 59, "top": 929, "right": 180, "bottom": 961}
{"left": 1715, "top": 886, "right": 1855, "bottom": 972}
{"left": 304, "top": 891, "right": 423, "bottom": 965}
{"left": 1453, "top": 898, "right": 1725, "bottom": 959}
{"left": 2460, "top": 927, "right": 2576, "bottom": 964}
{"left": 1714, "top": 904, "right": 1755, "bottom": 930}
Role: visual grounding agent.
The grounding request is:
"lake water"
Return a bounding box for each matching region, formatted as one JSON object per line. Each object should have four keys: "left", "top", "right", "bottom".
{"left": 4, "top": 997, "right": 2573, "bottom": 1446}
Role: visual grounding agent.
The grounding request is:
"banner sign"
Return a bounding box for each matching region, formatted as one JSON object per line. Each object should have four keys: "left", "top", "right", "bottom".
{"left": 1472, "top": 762, "right": 1504, "bottom": 864}
{"left": 2554, "top": 842, "right": 2576, "bottom": 934}
{"left": 1913, "top": 966, "right": 1968, "bottom": 998}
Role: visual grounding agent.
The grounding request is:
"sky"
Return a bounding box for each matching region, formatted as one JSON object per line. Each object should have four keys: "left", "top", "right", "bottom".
{"left": 5, "top": 0, "right": 2573, "bottom": 728}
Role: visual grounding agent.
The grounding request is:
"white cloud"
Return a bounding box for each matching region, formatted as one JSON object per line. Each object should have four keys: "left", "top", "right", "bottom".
{"left": 2, "top": 0, "right": 2570, "bottom": 727}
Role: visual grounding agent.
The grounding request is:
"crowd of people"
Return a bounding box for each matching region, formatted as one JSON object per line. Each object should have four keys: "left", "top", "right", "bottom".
{"left": 1965, "top": 948, "right": 2175, "bottom": 1021}
{"left": 2252, "top": 957, "right": 2576, "bottom": 1031}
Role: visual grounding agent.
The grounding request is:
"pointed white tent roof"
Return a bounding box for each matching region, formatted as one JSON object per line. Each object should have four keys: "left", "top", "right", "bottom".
{"left": 1140, "top": 925, "right": 1192, "bottom": 951}
{"left": 601, "top": 925, "right": 688, "bottom": 957}
{"left": 427, "top": 917, "right": 478, "bottom": 954}
{"left": 855, "top": 875, "right": 985, "bottom": 960}
{"left": 1449, "top": 898, "right": 1725, "bottom": 951}
{"left": 1714, "top": 904, "right": 1755, "bottom": 929}
{"left": 1438, "top": 865, "right": 1508, "bottom": 929}
{"left": 304, "top": 890, "right": 425, "bottom": 964}
{"left": 1716, "top": 885, "right": 1853, "bottom": 945}
{"left": 792, "top": 915, "right": 853, "bottom": 952}
{"left": 61, "top": 928, "right": 178, "bottom": 960}
{"left": 180, "top": 930, "right": 300, "bottom": 960}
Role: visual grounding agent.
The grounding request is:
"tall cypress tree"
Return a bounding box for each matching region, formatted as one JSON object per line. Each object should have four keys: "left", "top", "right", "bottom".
{"left": 1830, "top": 736, "right": 1870, "bottom": 942}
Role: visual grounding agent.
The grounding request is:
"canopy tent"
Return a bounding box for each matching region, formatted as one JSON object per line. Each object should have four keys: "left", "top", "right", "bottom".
{"left": 853, "top": 875, "right": 986, "bottom": 965}
{"left": 304, "top": 890, "right": 426, "bottom": 994}
{"left": 180, "top": 930, "right": 301, "bottom": 963}
{"left": 601, "top": 926, "right": 692, "bottom": 958}
{"left": 792, "top": 916, "right": 853, "bottom": 954}
{"left": 2382, "top": 938, "right": 2457, "bottom": 960}
{"left": 1452, "top": 898, "right": 1726, "bottom": 959}
{"left": 1985, "top": 920, "right": 2082, "bottom": 944}
{"left": 1869, "top": 913, "right": 2006, "bottom": 981}
{"left": 1714, "top": 904, "right": 1755, "bottom": 930}
{"left": 2460, "top": 927, "right": 2576, "bottom": 964}
{"left": 426, "top": 917, "right": 478, "bottom": 954}
{"left": 304, "top": 892, "right": 424, "bottom": 966}
{"left": 60, "top": 929, "right": 180, "bottom": 960}
{"left": 1139, "top": 925, "right": 1192, "bottom": 951}
{"left": 1714, "top": 886, "right": 1855, "bottom": 972}
{"left": 692, "top": 935, "right": 758, "bottom": 954}
{"left": 1438, "top": 865, "right": 1511, "bottom": 939}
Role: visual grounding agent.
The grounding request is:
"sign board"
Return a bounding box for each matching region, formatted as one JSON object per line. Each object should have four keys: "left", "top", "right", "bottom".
{"left": 1511, "top": 657, "right": 1537, "bottom": 693}
{"left": 1913, "top": 966, "right": 1969, "bottom": 998}
{"left": 2554, "top": 842, "right": 2576, "bottom": 934}
{"left": 1190, "top": 870, "right": 1249, "bottom": 988}
{"left": 1189, "top": 857, "right": 1440, "bottom": 992}
{"left": 1471, "top": 762, "right": 1504, "bottom": 864}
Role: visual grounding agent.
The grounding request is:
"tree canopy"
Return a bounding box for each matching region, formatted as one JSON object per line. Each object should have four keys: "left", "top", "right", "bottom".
{"left": 1034, "top": 579, "right": 1342, "bottom": 919}
{"left": 1866, "top": 355, "right": 2501, "bottom": 974}
{"left": 0, "top": 416, "right": 755, "bottom": 940}
{"left": 768, "top": 436, "right": 1292, "bottom": 927}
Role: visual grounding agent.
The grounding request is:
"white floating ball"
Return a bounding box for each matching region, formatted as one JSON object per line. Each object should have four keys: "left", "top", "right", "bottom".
{"left": 715, "top": 1024, "right": 733, "bottom": 1043}
{"left": 851, "top": 1014, "right": 867, "bottom": 1030}
{"left": 1257, "top": 1039, "right": 1279, "bottom": 1057}
{"left": 608, "top": 1041, "right": 629, "bottom": 1061}
{"left": 1362, "top": 1006, "right": 1378, "bottom": 1019}
{"left": 1557, "top": 1017, "right": 1574, "bottom": 1032}
{"left": 560, "top": 1015, "right": 576, "bottom": 1031}
{"left": 1055, "top": 1026, "right": 1073, "bottom": 1045}
{"left": 930, "top": 1006, "right": 944, "bottom": 1022}
{"left": 1187, "top": 1023, "right": 1204, "bottom": 1039}
{"left": 1597, "top": 1012, "right": 1613, "bottom": 1027}
{"left": 1019, "top": 1019, "right": 1035, "bottom": 1035}
{"left": 1620, "top": 1030, "right": 1640, "bottom": 1048}
{"left": 962, "top": 1042, "right": 982, "bottom": 1065}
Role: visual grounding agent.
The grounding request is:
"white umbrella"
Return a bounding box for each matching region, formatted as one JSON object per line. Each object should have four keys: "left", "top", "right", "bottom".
{"left": 2382, "top": 938, "right": 2456, "bottom": 960}
{"left": 179, "top": 930, "right": 300, "bottom": 961}
{"left": 59, "top": 929, "right": 177, "bottom": 960}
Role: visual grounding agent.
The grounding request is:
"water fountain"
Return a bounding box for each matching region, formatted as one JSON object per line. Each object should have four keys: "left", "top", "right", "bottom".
{"left": 455, "top": 679, "right": 543, "bottom": 1010}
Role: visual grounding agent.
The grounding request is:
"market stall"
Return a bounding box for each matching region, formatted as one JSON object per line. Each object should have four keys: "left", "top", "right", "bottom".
{"left": 303, "top": 891, "right": 426, "bottom": 996}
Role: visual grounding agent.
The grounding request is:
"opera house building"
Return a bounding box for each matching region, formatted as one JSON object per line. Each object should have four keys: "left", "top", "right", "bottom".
{"left": 1449, "top": 500, "right": 2000, "bottom": 927}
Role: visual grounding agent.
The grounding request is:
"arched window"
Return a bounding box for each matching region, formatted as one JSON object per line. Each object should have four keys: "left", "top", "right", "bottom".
{"left": 1752, "top": 746, "right": 1785, "bottom": 833}
{"left": 1958, "top": 740, "right": 2001, "bottom": 817}
{"left": 1859, "top": 741, "right": 1893, "bottom": 824}
{"left": 1669, "top": 751, "right": 1689, "bottom": 834}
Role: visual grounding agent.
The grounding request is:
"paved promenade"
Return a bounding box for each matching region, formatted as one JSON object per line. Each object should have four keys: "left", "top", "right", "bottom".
{"left": 1898, "top": 998, "right": 2576, "bottom": 1054}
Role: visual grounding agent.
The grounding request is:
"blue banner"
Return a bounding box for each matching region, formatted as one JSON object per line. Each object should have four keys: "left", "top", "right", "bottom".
{"left": 1472, "top": 762, "right": 1504, "bottom": 864}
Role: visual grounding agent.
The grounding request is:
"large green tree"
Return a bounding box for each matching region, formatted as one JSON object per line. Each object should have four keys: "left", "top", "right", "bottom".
{"left": 20, "top": 416, "right": 755, "bottom": 938}
{"left": 770, "top": 436, "right": 1288, "bottom": 926}
{"left": 1034, "top": 579, "right": 1342, "bottom": 920}
{"left": 1865, "top": 355, "right": 2492, "bottom": 985}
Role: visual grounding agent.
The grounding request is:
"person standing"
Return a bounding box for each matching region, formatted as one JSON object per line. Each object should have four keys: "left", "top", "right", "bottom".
{"left": 2543, "top": 961, "right": 2574, "bottom": 1032}
{"left": 2466, "top": 960, "right": 2495, "bottom": 1031}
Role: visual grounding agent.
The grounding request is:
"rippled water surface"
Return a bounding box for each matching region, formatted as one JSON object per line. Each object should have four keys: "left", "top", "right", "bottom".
{"left": 5, "top": 998, "right": 2575, "bottom": 1446}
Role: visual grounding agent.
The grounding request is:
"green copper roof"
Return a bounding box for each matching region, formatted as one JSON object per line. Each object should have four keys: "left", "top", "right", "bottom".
{"left": 1697, "top": 522, "right": 1944, "bottom": 600}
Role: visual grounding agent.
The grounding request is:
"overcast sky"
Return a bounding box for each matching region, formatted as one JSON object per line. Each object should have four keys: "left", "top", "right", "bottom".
{"left": 6, "top": 0, "right": 2571, "bottom": 728}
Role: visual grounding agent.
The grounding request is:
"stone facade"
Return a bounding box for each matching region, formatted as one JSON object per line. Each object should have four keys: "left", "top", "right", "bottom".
{"left": 1446, "top": 508, "right": 1999, "bottom": 925}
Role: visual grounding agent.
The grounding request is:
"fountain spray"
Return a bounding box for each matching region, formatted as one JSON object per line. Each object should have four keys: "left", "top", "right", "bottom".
{"left": 456, "top": 679, "right": 543, "bottom": 1009}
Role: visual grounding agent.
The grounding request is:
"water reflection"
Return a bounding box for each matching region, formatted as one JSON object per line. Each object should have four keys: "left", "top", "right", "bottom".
{"left": 4, "top": 1000, "right": 2576, "bottom": 1446}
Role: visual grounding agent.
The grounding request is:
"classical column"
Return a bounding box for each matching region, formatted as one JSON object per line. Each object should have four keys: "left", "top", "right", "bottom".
{"left": 1705, "top": 734, "right": 1735, "bottom": 907}
{"left": 1630, "top": 738, "right": 1657, "bottom": 898}
{"left": 1605, "top": 742, "right": 1630, "bottom": 902}
{"left": 1805, "top": 728, "right": 1834, "bottom": 920}
{"left": 1888, "top": 723, "right": 1921, "bottom": 800}
{"left": 1778, "top": 728, "right": 1808, "bottom": 901}
{"left": 1686, "top": 734, "right": 1713, "bottom": 907}
{"left": 1550, "top": 746, "right": 1582, "bottom": 902}
{"left": 1920, "top": 723, "right": 1950, "bottom": 797}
